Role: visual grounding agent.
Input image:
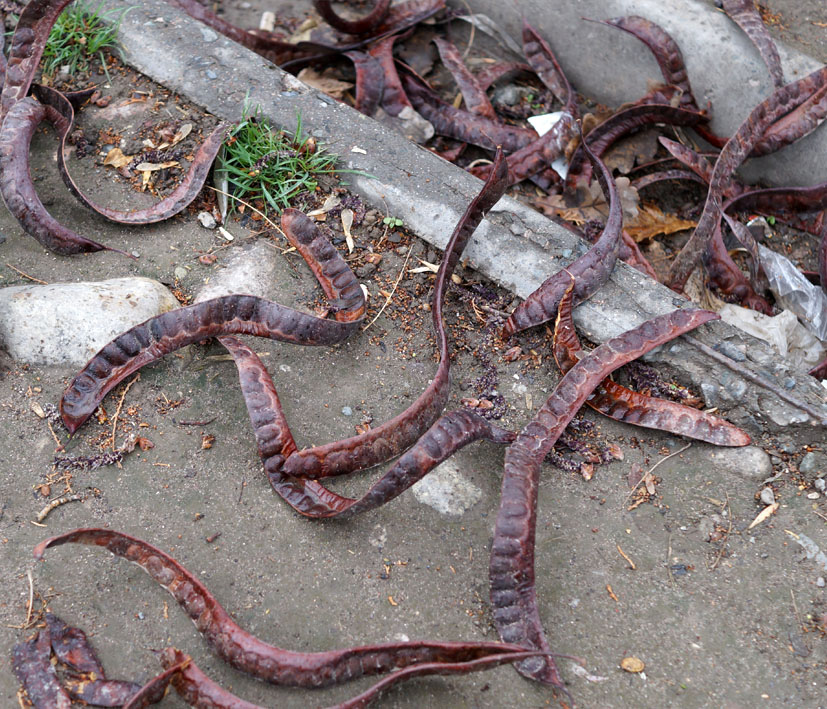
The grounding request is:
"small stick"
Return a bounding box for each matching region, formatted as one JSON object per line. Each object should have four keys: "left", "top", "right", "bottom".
{"left": 624, "top": 443, "right": 692, "bottom": 506}
{"left": 5, "top": 263, "right": 47, "bottom": 284}
{"left": 666, "top": 533, "right": 675, "bottom": 588}
{"left": 24, "top": 571, "right": 33, "bottom": 628}
{"left": 814, "top": 509, "right": 827, "bottom": 523}
{"left": 616, "top": 544, "right": 636, "bottom": 570}
{"left": 46, "top": 419, "right": 63, "bottom": 452}
{"left": 36, "top": 493, "right": 83, "bottom": 522}
{"left": 683, "top": 334, "right": 827, "bottom": 425}
{"left": 109, "top": 374, "right": 140, "bottom": 449}
{"left": 790, "top": 588, "right": 804, "bottom": 632}
{"left": 176, "top": 417, "right": 217, "bottom": 426}
{"left": 363, "top": 247, "right": 413, "bottom": 331}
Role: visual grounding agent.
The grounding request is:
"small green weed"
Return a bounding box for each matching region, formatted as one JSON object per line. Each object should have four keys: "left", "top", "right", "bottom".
{"left": 382, "top": 216, "right": 404, "bottom": 228}
{"left": 219, "top": 105, "right": 340, "bottom": 214}
{"left": 41, "top": 2, "right": 128, "bottom": 78}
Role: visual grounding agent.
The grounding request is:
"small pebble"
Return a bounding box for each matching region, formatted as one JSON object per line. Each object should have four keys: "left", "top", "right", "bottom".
{"left": 783, "top": 377, "right": 796, "bottom": 390}
{"left": 131, "top": 251, "right": 140, "bottom": 258}
{"left": 341, "top": 406, "right": 353, "bottom": 416}
{"left": 206, "top": 69, "right": 218, "bottom": 79}
{"left": 807, "top": 492, "right": 820, "bottom": 499}
{"left": 198, "top": 211, "right": 217, "bottom": 229}
{"left": 137, "top": 612, "right": 145, "bottom": 620}
{"left": 174, "top": 266, "right": 188, "bottom": 280}
{"left": 817, "top": 577, "right": 825, "bottom": 588}
{"left": 388, "top": 232, "right": 402, "bottom": 244}
{"left": 815, "top": 478, "right": 825, "bottom": 492}
{"left": 759, "top": 487, "right": 775, "bottom": 506}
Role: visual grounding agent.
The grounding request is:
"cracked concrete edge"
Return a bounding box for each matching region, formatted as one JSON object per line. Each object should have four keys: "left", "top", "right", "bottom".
{"left": 452, "top": 0, "right": 827, "bottom": 187}
{"left": 100, "top": 0, "right": 827, "bottom": 437}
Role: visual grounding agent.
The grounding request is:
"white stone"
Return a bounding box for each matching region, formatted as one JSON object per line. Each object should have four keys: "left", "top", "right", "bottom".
{"left": 412, "top": 459, "right": 482, "bottom": 515}
{"left": 0, "top": 278, "right": 179, "bottom": 365}
{"left": 197, "top": 211, "right": 217, "bottom": 229}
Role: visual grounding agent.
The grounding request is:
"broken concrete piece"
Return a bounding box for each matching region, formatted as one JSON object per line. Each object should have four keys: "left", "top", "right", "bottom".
{"left": 194, "top": 240, "right": 281, "bottom": 303}
{"left": 0, "top": 277, "right": 178, "bottom": 366}
{"left": 411, "top": 459, "right": 483, "bottom": 515}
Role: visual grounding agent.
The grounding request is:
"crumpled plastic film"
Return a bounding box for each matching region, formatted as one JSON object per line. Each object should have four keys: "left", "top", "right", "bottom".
{"left": 758, "top": 243, "right": 827, "bottom": 341}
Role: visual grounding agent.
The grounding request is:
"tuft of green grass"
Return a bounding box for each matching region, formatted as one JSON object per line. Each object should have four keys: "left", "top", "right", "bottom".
{"left": 41, "top": 2, "right": 129, "bottom": 78}
{"left": 218, "top": 105, "right": 340, "bottom": 214}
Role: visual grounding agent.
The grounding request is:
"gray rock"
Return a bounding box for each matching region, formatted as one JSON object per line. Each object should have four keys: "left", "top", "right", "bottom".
{"left": 173, "top": 266, "right": 188, "bottom": 281}
{"left": 699, "top": 446, "right": 773, "bottom": 482}
{"left": 0, "top": 278, "right": 179, "bottom": 366}
{"left": 759, "top": 487, "right": 776, "bottom": 506}
{"left": 341, "top": 406, "right": 353, "bottom": 416}
{"left": 194, "top": 241, "right": 280, "bottom": 303}
{"left": 411, "top": 459, "right": 482, "bottom": 515}
{"left": 197, "top": 211, "right": 217, "bottom": 229}
{"left": 800, "top": 452, "right": 827, "bottom": 475}
{"left": 815, "top": 478, "right": 826, "bottom": 493}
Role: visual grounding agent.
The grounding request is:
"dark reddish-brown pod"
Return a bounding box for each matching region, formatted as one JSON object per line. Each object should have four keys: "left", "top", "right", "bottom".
{"left": 12, "top": 628, "right": 72, "bottom": 709}
{"left": 314, "top": 0, "right": 391, "bottom": 35}
{"left": 722, "top": 0, "right": 784, "bottom": 88}
{"left": 668, "top": 66, "right": 827, "bottom": 290}
{"left": 475, "top": 61, "right": 533, "bottom": 93}
{"left": 433, "top": 37, "right": 497, "bottom": 119}
{"left": 344, "top": 50, "right": 385, "bottom": 116}
{"left": 125, "top": 646, "right": 546, "bottom": 709}
{"left": 502, "top": 137, "right": 622, "bottom": 337}
{"left": 552, "top": 281, "right": 751, "bottom": 445}
{"left": 280, "top": 149, "right": 509, "bottom": 480}
{"left": 810, "top": 357, "right": 827, "bottom": 380}
{"left": 0, "top": 98, "right": 119, "bottom": 255}
{"left": 34, "top": 528, "right": 538, "bottom": 690}
{"left": 33, "top": 84, "right": 230, "bottom": 226}
{"left": 632, "top": 168, "right": 707, "bottom": 193}
{"left": 522, "top": 21, "right": 576, "bottom": 112}
{"left": 367, "top": 34, "right": 414, "bottom": 116}
{"left": 399, "top": 68, "right": 538, "bottom": 153}
{"left": 59, "top": 295, "right": 362, "bottom": 434}
{"left": 491, "top": 306, "right": 719, "bottom": 687}
{"left": 587, "top": 16, "right": 699, "bottom": 109}
{"left": 564, "top": 103, "right": 707, "bottom": 191}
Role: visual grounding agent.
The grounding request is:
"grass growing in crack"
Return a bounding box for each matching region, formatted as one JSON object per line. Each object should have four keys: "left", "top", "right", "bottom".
{"left": 218, "top": 106, "right": 340, "bottom": 215}
{"left": 41, "top": 2, "right": 129, "bottom": 78}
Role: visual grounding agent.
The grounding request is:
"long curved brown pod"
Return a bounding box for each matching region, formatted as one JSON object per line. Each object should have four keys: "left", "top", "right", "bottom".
{"left": 344, "top": 50, "right": 385, "bottom": 116}
{"left": 491, "top": 306, "right": 719, "bottom": 688}
{"left": 588, "top": 16, "right": 699, "bottom": 110}
{"left": 0, "top": 0, "right": 73, "bottom": 121}
{"left": 0, "top": 97, "right": 118, "bottom": 255}
{"left": 124, "top": 646, "right": 545, "bottom": 709}
{"left": 552, "top": 282, "right": 750, "bottom": 445}
{"left": 399, "top": 68, "right": 538, "bottom": 153}
{"left": 564, "top": 103, "right": 707, "bottom": 191}
{"left": 12, "top": 629, "right": 72, "bottom": 709}
{"left": 34, "top": 528, "right": 536, "bottom": 689}
{"left": 668, "top": 66, "right": 827, "bottom": 290}
{"left": 502, "top": 139, "right": 622, "bottom": 337}
{"left": 522, "top": 21, "right": 576, "bottom": 113}
{"left": 314, "top": 0, "right": 391, "bottom": 36}
{"left": 280, "top": 149, "right": 509, "bottom": 479}
{"left": 432, "top": 37, "right": 497, "bottom": 119}
{"left": 33, "top": 84, "right": 230, "bottom": 225}
{"left": 59, "top": 295, "right": 362, "bottom": 434}
{"left": 722, "top": 0, "right": 784, "bottom": 88}
{"left": 368, "top": 34, "right": 413, "bottom": 116}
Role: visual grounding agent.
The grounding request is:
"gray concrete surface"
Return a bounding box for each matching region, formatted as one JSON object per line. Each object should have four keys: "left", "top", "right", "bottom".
{"left": 97, "top": 0, "right": 827, "bottom": 437}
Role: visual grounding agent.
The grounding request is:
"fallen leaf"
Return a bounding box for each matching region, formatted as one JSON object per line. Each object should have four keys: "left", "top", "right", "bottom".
{"left": 643, "top": 471, "right": 656, "bottom": 495}
{"left": 621, "top": 656, "right": 645, "bottom": 673}
{"left": 341, "top": 208, "right": 354, "bottom": 253}
{"left": 502, "top": 345, "right": 522, "bottom": 362}
{"left": 409, "top": 259, "right": 439, "bottom": 274}
{"left": 30, "top": 401, "right": 46, "bottom": 418}
{"left": 626, "top": 204, "right": 696, "bottom": 242}
{"left": 103, "top": 147, "right": 132, "bottom": 169}
{"left": 135, "top": 436, "right": 154, "bottom": 450}
{"left": 297, "top": 66, "right": 354, "bottom": 100}
{"left": 748, "top": 502, "right": 779, "bottom": 529}
{"left": 307, "top": 193, "right": 341, "bottom": 219}
{"left": 201, "top": 434, "right": 215, "bottom": 450}
{"left": 537, "top": 176, "right": 639, "bottom": 223}
{"left": 135, "top": 160, "right": 180, "bottom": 172}
{"left": 604, "top": 129, "right": 659, "bottom": 174}
{"left": 351, "top": 146, "right": 367, "bottom": 154}
{"left": 168, "top": 123, "right": 192, "bottom": 148}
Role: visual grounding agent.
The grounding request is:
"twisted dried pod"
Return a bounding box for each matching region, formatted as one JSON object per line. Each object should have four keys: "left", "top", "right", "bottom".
{"left": 344, "top": 50, "right": 385, "bottom": 116}
{"left": 502, "top": 137, "right": 622, "bottom": 337}
{"left": 668, "top": 66, "right": 827, "bottom": 290}
{"left": 491, "top": 306, "right": 719, "bottom": 688}
{"left": 433, "top": 37, "right": 497, "bottom": 119}
{"left": 722, "top": 0, "right": 784, "bottom": 88}
{"left": 34, "top": 528, "right": 538, "bottom": 689}
{"left": 552, "top": 280, "right": 750, "bottom": 445}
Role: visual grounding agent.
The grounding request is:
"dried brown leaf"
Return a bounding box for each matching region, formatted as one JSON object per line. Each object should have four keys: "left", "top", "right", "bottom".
{"left": 297, "top": 66, "right": 354, "bottom": 99}
{"left": 102, "top": 147, "right": 132, "bottom": 169}
{"left": 626, "top": 205, "right": 696, "bottom": 242}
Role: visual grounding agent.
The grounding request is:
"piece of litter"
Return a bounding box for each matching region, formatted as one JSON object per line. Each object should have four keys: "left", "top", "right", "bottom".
{"left": 351, "top": 146, "right": 367, "bottom": 154}
{"left": 568, "top": 663, "right": 608, "bottom": 682}
{"left": 620, "top": 656, "right": 645, "bottom": 673}
{"left": 341, "top": 209, "right": 354, "bottom": 253}
{"left": 218, "top": 227, "right": 234, "bottom": 242}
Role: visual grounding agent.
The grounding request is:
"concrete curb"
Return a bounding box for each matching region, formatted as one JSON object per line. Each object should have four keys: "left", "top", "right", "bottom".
{"left": 98, "top": 0, "right": 827, "bottom": 437}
